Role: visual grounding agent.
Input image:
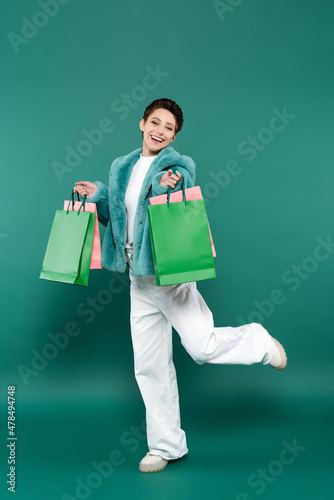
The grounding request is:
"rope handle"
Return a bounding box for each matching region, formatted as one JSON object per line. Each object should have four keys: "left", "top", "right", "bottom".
{"left": 66, "top": 190, "right": 87, "bottom": 215}
{"left": 166, "top": 168, "right": 187, "bottom": 207}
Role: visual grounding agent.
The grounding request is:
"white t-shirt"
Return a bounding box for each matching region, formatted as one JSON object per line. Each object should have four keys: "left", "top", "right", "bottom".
{"left": 125, "top": 153, "right": 156, "bottom": 246}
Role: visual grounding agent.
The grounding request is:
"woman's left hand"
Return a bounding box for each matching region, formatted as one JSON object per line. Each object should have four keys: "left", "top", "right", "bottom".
{"left": 159, "top": 169, "right": 182, "bottom": 189}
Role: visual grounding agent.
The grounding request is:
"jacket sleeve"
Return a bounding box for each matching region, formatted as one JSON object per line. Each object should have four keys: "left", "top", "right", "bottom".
{"left": 86, "top": 181, "right": 109, "bottom": 227}
{"left": 151, "top": 163, "right": 196, "bottom": 197}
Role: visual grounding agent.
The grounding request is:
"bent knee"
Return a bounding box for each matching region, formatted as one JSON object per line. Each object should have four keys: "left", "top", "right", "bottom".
{"left": 181, "top": 339, "right": 211, "bottom": 365}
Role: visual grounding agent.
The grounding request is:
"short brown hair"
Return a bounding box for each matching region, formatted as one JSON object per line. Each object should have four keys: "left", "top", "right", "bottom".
{"left": 141, "top": 98, "right": 183, "bottom": 137}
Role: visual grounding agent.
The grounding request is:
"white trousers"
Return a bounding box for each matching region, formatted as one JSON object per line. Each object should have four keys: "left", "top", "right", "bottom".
{"left": 126, "top": 248, "right": 276, "bottom": 461}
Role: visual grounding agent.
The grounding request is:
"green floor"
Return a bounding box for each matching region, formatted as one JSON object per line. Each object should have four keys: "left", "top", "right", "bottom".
{"left": 2, "top": 381, "right": 333, "bottom": 500}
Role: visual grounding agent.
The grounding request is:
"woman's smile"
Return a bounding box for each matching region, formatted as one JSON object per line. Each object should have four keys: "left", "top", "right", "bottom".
{"left": 150, "top": 134, "right": 164, "bottom": 144}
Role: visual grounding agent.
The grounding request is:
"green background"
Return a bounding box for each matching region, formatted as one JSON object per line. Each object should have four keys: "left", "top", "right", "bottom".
{"left": 1, "top": 0, "right": 334, "bottom": 498}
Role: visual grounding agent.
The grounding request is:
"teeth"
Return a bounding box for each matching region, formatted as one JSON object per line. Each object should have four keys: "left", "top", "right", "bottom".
{"left": 151, "top": 135, "right": 163, "bottom": 142}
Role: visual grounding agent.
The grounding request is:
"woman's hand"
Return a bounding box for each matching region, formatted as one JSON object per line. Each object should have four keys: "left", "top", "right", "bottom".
{"left": 159, "top": 169, "right": 182, "bottom": 189}
{"left": 74, "top": 181, "right": 97, "bottom": 198}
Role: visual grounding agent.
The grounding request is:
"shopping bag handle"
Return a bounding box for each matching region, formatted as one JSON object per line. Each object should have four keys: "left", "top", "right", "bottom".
{"left": 167, "top": 168, "right": 187, "bottom": 207}
{"left": 66, "top": 190, "right": 87, "bottom": 215}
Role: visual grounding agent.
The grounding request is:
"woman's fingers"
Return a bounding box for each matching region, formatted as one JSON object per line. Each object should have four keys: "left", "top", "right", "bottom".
{"left": 167, "top": 170, "right": 181, "bottom": 178}
{"left": 74, "top": 186, "right": 86, "bottom": 193}
{"left": 167, "top": 170, "right": 182, "bottom": 181}
{"left": 74, "top": 181, "right": 86, "bottom": 193}
{"left": 74, "top": 181, "right": 93, "bottom": 194}
{"left": 159, "top": 170, "right": 182, "bottom": 188}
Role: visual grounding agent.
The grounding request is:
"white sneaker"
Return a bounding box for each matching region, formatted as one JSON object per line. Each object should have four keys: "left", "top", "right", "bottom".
{"left": 269, "top": 337, "right": 287, "bottom": 370}
{"left": 139, "top": 453, "right": 169, "bottom": 473}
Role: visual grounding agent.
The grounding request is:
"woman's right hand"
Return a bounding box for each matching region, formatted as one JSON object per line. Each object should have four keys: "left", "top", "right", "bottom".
{"left": 73, "top": 181, "right": 97, "bottom": 199}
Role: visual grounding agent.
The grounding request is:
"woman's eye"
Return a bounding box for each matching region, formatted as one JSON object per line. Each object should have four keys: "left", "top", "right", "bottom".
{"left": 152, "top": 121, "right": 172, "bottom": 131}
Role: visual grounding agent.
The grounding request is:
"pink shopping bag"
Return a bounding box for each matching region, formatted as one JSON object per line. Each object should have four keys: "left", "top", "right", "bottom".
{"left": 64, "top": 199, "right": 102, "bottom": 269}
{"left": 149, "top": 186, "right": 216, "bottom": 257}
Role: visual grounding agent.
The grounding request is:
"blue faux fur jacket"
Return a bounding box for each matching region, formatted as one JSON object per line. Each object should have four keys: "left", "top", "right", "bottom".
{"left": 86, "top": 145, "right": 196, "bottom": 276}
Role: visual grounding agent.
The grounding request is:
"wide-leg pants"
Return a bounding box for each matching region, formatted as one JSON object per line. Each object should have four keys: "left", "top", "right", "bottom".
{"left": 126, "top": 249, "right": 276, "bottom": 461}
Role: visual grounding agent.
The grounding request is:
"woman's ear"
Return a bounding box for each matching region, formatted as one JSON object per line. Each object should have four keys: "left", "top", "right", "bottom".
{"left": 139, "top": 119, "right": 145, "bottom": 132}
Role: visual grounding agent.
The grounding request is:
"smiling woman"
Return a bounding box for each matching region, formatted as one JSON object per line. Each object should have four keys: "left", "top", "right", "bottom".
{"left": 140, "top": 109, "right": 176, "bottom": 153}
{"left": 73, "top": 97, "right": 287, "bottom": 475}
{"left": 139, "top": 99, "right": 183, "bottom": 156}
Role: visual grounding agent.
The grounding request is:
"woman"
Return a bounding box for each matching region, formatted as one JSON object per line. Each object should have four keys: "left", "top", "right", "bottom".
{"left": 74, "top": 98, "right": 287, "bottom": 474}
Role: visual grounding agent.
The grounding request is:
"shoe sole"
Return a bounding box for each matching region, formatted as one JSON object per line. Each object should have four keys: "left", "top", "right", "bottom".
{"left": 270, "top": 337, "right": 287, "bottom": 370}
{"left": 139, "top": 461, "right": 168, "bottom": 473}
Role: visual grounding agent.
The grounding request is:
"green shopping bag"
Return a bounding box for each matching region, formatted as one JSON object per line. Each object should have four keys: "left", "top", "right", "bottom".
{"left": 147, "top": 179, "right": 216, "bottom": 286}
{"left": 40, "top": 192, "right": 95, "bottom": 286}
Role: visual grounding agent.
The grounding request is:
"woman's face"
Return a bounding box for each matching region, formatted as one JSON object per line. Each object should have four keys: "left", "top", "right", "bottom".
{"left": 140, "top": 108, "right": 176, "bottom": 156}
